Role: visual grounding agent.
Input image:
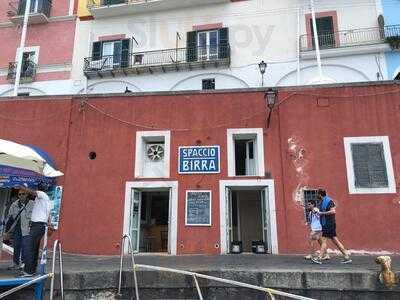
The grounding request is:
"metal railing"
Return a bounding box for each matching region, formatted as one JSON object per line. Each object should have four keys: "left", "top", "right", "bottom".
{"left": 0, "top": 240, "right": 64, "bottom": 300}
{"left": 300, "top": 25, "right": 400, "bottom": 52}
{"left": 84, "top": 45, "right": 230, "bottom": 73}
{"left": 117, "top": 234, "right": 316, "bottom": 300}
{"left": 7, "top": 61, "right": 37, "bottom": 83}
{"left": 88, "top": 0, "right": 155, "bottom": 9}
{"left": 50, "top": 240, "right": 64, "bottom": 300}
{"left": 8, "top": 0, "right": 52, "bottom": 17}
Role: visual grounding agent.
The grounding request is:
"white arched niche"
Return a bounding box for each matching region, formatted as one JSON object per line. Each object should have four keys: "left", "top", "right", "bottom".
{"left": 0, "top": 87, "right": 46, "bottom": 97}
{"left": 80, "top": 80, "right": 142, "bottom": 94}
{"left": 170, "top": 73, "right": 249, "bottom": 91}
{"left": 276, "top": 64, "right": 370, "bottom": 86}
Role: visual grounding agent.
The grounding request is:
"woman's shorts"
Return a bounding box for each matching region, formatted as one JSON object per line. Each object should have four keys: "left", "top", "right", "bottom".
{"left": 310, "top": 231, "right": 322, "bottom": 240}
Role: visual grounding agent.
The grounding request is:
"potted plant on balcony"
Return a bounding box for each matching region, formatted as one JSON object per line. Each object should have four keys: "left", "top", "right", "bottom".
{"left": 386, "top": 36, "right": 400, "bottom": 50}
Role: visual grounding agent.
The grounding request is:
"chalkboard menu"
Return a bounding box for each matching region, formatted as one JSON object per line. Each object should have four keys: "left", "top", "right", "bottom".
{"left": 185, "top": 191, "right": 211, "bottom": 226}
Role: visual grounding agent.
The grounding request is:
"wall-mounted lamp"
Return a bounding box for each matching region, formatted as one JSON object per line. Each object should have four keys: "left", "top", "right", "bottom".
{"left": 264, "top": 88, "right": 277, "bottom": 128}
{"left": 258, "top": 60, "right": 267, "bottom": 87}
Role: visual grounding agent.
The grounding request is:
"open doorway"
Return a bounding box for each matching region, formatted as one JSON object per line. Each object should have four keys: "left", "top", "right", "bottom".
{"left": 231, "top": 190, "right": 264, "bottom": 252}
{"left": 139, "top": 191, "right": 169, "bottom": 253}
{"left": 129, "top": 188, "right": 171, "bottom": 254}
{"left": 221, "top": 181, "right": 278, "bottom": 255}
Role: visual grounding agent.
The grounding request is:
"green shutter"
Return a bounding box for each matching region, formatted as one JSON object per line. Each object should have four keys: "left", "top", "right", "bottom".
{"left": 92, "top": 41, "right": 102, "bottom": 61}
{"left": 18, "top": 0, "right": 26, "bottom": 15}
{"left": 218, "top": 27, "right": 229, "bottom": 59}
{"left": 121, "top": 38, "right": 131, "bottom": 68}
{"left": 351, "top": 143, "right": 388, "bottom": 188}
{"left": 186, "top": 31, "right": 197, "bottom": 62}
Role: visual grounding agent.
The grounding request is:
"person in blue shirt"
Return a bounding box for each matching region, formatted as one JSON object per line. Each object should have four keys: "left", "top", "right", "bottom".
{"left": 311, "top": 189, "right": 352, "bottom": 264}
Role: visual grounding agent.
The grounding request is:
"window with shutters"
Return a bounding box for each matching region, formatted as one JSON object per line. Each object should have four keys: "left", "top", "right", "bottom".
{"left": 186, "top": 28, "right": 229, "bottom": 63}
{"left": 90, "top": 38, "right": 130, "bottom": 70}
{"left": 305, "top": 11, "right": 339, "bottom": 50}
{"left": 344, "top": 136, "right": 396, "bottom": 194}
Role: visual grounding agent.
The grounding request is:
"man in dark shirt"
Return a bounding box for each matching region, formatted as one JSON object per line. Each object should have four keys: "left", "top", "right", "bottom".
{"left": 311, "top": 189, "right": 352, "bottom": 264}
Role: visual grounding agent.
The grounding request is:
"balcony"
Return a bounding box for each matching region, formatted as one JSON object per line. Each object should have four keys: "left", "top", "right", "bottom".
{"left": 83, "top": 45, "right": 230, "bottom": 79}
{"left": 7, "top": 61, "right": 37, "bottom": 83}
{"left": 87, "top": 0, "right": 230, "bottom": 19}
{"left": 300, "top": 25, "right": 400, "bottom": 54}
{"left": 7, "top": 0, "right": 51, "bottom": 25}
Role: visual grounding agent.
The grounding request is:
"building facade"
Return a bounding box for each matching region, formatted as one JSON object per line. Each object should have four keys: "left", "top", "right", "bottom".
{"left": 70, "top": 0, "right": 396, "bottom": 95}
{"left": 0, "top": 82, "right": 399, "bottom": 256}
{"left": 378, "top": 0, "right": 400, "bottom": 80}
{"left": 0, "top": 0, "right": 77, "bottom": 96}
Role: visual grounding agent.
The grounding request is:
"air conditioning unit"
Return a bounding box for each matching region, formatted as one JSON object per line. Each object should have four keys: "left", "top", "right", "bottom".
{"left": 146, "top": 143, "right": 165, "bottom": 161}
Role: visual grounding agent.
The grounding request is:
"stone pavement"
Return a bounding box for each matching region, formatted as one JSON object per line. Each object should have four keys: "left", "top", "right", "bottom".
{"left": 0, "top": 254, "right": 399, "bottom": 299}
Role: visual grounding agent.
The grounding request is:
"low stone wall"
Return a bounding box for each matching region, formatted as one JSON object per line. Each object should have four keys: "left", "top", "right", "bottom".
{"left": 6, "top": 269, "right": 400, "bottom": 300}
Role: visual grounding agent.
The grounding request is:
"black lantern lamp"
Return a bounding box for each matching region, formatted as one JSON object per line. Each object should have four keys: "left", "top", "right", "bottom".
{"left": 264, "top": 88, "right": 277, "bottom": 128}
{"left": 258, "top": 60, "right": 267, "bottom": 87}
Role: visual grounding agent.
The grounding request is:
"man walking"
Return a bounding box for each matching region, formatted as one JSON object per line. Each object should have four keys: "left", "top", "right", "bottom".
{"left": 20, "top": 182, "right": 53, "bottom": 277}
{"left": 6, "top": 188, "right": 34, "bottom": 270}
{"left": 311, "top": 189, "right": 352, "bottom": 264}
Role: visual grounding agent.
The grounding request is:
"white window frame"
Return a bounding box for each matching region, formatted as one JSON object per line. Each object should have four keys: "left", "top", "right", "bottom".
{"left": 227, "top": 128, "right": 265, "bottom": 177}
{"left": 197, "top": 30, "right": 219, "bottom": 61}
{"left": 134, "top": 131, "right": 170, "bottom": 178}
{"left": 343, "top": 136, "right": 396, "bottom": 194}
{"left": 15, "top": 46, "right": 40, "bottom": 64}
{"left": 185, "top": 190, "right": 212, "bottom": 227}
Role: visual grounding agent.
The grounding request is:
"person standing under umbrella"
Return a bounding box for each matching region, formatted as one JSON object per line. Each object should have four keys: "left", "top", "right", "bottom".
{"left": 5, "top": 188, "right": 34, "bottom": 270}
{"left": 19, "top": 182, "right": 53, "bottom": 277}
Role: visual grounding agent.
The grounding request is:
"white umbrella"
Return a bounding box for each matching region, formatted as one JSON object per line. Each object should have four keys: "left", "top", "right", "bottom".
{"left": 0, "top": 139, "right": 63, "bottom": 178}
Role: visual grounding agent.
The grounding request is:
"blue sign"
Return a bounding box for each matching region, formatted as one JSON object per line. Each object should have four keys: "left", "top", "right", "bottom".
{"left": 179, "top": 146, "right": 220, "bottom": 174}
{"left": 0, "top": 165, "right": 55, "bottom": 188}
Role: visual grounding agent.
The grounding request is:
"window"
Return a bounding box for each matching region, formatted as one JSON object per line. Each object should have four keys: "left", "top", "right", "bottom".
{"left": 135, "top": 131, "right": 171, "bottom": 178}
{"left": 91, "top": 38, "right": 130, "bottom": 70}
{"left": 344, "top": 136, "right": 396, "bottom": 194}
{"left": 18, "top": 0, "right": 51, "bottom": 15}
{"left": 186, "top": 28, "right": 229, "bottom": 62}
{"left": 17, "top": 92, "right": 30, "bottom": 96}
{"left": 21, "top": 52, "right": 36, "bottom": 77}
{"left": 202, "top": 78, "right": 215, "bottom": 90}
{"left": 227, "top": 128, "right": 265, "bottom": 177}
{"left": 305, "top": 11, "right": 339, "bottom": 50}
{"left": 395, "top": 72, "right": 400, "bottom": 80}
{"left": 311, "top": 16, "right": 335, "bottom": 48}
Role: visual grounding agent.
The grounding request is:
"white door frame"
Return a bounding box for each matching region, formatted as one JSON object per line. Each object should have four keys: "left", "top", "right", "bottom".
{"left": 219, "top": 179, "right": 278, "bottom": 254}
{"left": 124, "top": 181, "right": 178, "bottom": 255}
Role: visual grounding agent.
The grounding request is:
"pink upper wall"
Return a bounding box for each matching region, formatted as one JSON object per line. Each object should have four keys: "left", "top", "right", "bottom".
{"left": 0, "top": 20, "right": 75, "bottom": 68}
{"left": 0, "top": 1, "right": 72, "bottom": 23}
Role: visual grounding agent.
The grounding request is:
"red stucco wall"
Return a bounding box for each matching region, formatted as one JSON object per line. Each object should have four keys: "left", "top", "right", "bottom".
{"left": 0, "top": 83, "right": 399, "bottom": 255}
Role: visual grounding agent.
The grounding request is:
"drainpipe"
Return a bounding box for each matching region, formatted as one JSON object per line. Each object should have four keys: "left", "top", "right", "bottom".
{"left": 13, "top": 0, "right": 32, "bottom": 97}
{"left": 310, "top": 0, "right": 323, "bottom": 79}
{"left": 296, "top": 7, "right": 301, "bottom": 85}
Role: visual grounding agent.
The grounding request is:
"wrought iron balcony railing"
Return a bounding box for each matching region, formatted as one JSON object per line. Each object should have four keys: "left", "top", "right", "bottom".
{"left": 83, "top": 45, "right": 230, "bottom": 79}
{"left": 300, "top": 25, "right": 400, "bottom": 52}
{"left": 7, "top": 61, "right": 37, "bottom": 83}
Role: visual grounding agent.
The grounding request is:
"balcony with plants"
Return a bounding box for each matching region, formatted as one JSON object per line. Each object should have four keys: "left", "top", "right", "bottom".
{"left": 7, "top": 61, "right": 37, "bottom": 84}
{"left": 300, "top": 25, "right": 400, "bottom": 53}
